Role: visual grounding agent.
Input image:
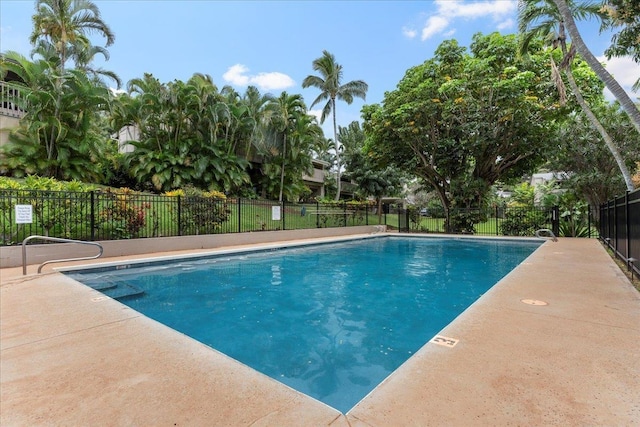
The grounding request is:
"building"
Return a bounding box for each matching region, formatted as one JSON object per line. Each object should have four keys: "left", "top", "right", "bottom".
{"left": 0, "top": 69, "right": 25, "bottom": 147}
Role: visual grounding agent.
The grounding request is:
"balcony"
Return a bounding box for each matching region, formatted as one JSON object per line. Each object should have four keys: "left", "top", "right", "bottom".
{"left": 1, "top": 81, "right": 25, "bottom": 119}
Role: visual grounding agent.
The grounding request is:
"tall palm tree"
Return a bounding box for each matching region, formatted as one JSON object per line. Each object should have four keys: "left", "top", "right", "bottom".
{"left": 302, "top": 50, "right": 368, "bottom": 200}
{"left": 550, "top": 0, "right": 640, "bottom": 138}
{"left": 29, "top": 0, "right": 115, "bottom": 74}
{"left": 241, "top": 86, "right": 274, "bottom": 159}
{"left": 262, "top": 92, "right": 306, "bottom": 202}
{"left": 519, "top": 0, "right": 635, "bottom": 191}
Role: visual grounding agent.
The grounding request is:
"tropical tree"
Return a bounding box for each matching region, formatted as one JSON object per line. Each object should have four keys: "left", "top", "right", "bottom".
{"left": 601, "top": 0, "right": 640, "bottom": 90}
{"left": 267, "top": 92, "right": 306, "bottom": 202}
{"left": 312, "top": 137, "right": 336, "bottom": 166}
{"left": 302, "top": 50, "right": 368, "bottom": 200}
{"left": 518, "top": 0, "right": 635, "bottom": 191}
{"left": 255, "top": 92, "right": 319, "bottom": 201}
{"left": 0, "top": 51, "right": 111, "bottom": 181}
{"left": 550, "top": 0, "right": 640, "bottom": 136}
{"left": 340, "top": 121, "right": 405, "bottom": 221}
{"left": 238, "top": 85, "right": 274, "bottom": 159}
{"left": 29, "top": 0, "right": 115, "bottom": 74}
{"left": 550, "top": 102, "right": 640, "bottom": 207}
{"left": 113, "top": 73, "right": 250, "bottom": 192}
{"left": 364, "top": 33, "right": 559, "bottom": 232}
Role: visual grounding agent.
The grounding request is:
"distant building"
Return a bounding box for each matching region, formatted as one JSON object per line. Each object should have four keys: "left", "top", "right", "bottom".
{"left": 0, "top": 67, "right": 25, "bottom": 147}
{"left": 303, "top": 159, "right": 329, "bottom": 199}
{"left": 530, "top": 171, "right": 568, "bottom": 187}
{"left": 530, "top": 171, "right": 569, "bottom": 204}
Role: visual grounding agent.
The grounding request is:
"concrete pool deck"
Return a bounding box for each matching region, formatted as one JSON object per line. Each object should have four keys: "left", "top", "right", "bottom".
{"left": 1, "top": 234, "right": 639, "bottom": 426}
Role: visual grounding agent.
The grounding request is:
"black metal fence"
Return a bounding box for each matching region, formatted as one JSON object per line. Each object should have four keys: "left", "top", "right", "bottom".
{"left": 399, "top": 205, "right": 567, "bottom": 236}
{"left": 600, "top": 189, "right": 640, "bottom": 280}
{"left": 0, "top": 189, "right": 387, "bottom": 246}
{"left": 0, "top": 188, "right": 599, "bottom": 247}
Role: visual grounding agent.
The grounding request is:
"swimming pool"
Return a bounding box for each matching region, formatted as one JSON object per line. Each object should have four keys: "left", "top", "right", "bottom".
{"left": 65, "top": 236, "right": 541, "bottom": 413}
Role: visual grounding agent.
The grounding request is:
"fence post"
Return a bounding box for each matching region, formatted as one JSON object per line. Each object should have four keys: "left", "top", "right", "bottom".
{"left": 625, "top": 191, "right": 631, "bottom": 261}
{"left": 282, "top": 201, "right": 286, "bottom": 231}
{"left": 588, "top": 205, "right": 592, "bottom": 239}
{"left": 552, "top": 205, "right": 560, "bottom": 237}
{"left": 343, "top": 202, "right": 347, "bottom": 227}
{"left": 236, "top": 198, "right": 241, "bottom": 233}
{"left": 177, "top": 195, "right": 182, "bottom": 236}
{"left": 316, "top": 201, "right": 320, "bottom": 228}
{"left": 90, "top": 191, "right": 95, "bottom": 241}
{"left": 495, "top": 205, "right": 499, "bottom": 236}
{"left": 613, "top": 196, "right": 618, "bottom": 253}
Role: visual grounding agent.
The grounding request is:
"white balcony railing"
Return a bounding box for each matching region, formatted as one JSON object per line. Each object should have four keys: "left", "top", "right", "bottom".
{"left": 0, "top": 81, "right": 25, "bottom": 119}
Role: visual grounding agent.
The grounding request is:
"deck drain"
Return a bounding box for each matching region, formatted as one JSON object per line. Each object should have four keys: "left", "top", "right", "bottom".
{"left": 521, "top": 299, "right": 548, "bottom": 306}
{"left": 430, "top": 335, "right": 459, "bottom": 348}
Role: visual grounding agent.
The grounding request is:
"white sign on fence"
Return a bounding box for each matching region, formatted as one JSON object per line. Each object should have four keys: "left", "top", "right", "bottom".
{"left": 272, "top": 206, "right": 281, "bottom": 221}
{"left": 15, "top": 204, "right": 33, "bottom": 224}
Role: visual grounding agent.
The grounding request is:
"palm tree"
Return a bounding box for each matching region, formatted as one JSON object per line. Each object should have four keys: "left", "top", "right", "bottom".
{"left": 302, "top": 50, "right": 368, "bottom": 200}
{"left": 550, "top": 0, "right": 640, "bottom": 138}
{"left": 30, "top": 0, "right": 115, "bottom": 74}
{"left": 519, "top": 0, "right": 635, "bottom": 191}
{"left": 261, "top": 92, "right": 307, "bottom": 202}
{"left": 240, "top": 86, "right": 274, "bottom": 159}
{"left": 0, "top": 51, "right": 110, "bottom": 180}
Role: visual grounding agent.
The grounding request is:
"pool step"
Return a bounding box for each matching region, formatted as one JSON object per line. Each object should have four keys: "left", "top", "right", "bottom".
{"left": 88, "top": 277, "right": 144, "bottom": 300}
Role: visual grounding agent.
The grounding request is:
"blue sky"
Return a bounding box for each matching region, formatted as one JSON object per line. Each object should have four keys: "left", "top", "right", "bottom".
{"left": 2, "top": 0, "right": 638, "bottom": 136}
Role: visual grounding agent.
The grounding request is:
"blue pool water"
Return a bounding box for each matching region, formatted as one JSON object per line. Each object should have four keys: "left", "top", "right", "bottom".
{"left": 65, "top": 236, "right": 540, "bottom": 413}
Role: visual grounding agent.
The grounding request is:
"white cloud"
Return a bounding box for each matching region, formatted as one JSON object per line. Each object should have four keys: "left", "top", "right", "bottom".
{"left": 251, "top": 72, "right": 295, "bottom": 91}
{"left": 402, "top": 26, "right": 418, "bottom": 39}
{"left": 436, "top": 0, "right": 516, "bottom": 19}
{"left": 222, "top": 64, "right": 294, "bottom": 91}
{"left": 497, "top": 18, "right": 515, "bottom": 31}
{"left": 419, "top": 0, "right": 517, "bottom": 41}
{"left": 308, "top": 109, "right": 323, "bottom": 124}
{"left": 598, "top": 55, "right": 640, "bottom": 102}
{"left": 422, "top": 16, "right": 450, "bottom": 41}
{"left": 223, "top": 64, "right": 251, "bottom": 86}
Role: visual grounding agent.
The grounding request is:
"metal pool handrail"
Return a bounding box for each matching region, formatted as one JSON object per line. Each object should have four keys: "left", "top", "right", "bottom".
{"left": 22, "top": 235, "right": 104, "bottom": 275}
{"left": 535, "top": 229, "right": 558, "bottom": 242}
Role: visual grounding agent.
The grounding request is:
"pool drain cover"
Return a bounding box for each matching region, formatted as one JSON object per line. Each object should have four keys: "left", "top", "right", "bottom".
{"left": 521, "top": 299, "right": 548, "bottom": 306}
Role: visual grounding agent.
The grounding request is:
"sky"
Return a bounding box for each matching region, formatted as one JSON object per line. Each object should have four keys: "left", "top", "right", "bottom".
{"left": 1, "top": 0, "right": 639, "bottom": 137}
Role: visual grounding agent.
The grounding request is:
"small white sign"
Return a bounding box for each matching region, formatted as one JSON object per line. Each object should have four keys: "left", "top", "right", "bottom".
{"left": 15, "top": 204, "right": 33, "bottom": 224}
{"left": 272, "top": 206, "right": 281, "bottom": 221}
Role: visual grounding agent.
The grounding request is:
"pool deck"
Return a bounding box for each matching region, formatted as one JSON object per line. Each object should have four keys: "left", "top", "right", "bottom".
{"left": 1, "top": 234, "right": 639, "bottom": 426}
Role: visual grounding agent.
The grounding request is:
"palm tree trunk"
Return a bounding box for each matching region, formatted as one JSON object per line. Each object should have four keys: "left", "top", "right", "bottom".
{"left": 552, "top": 0, "right": 640, "bottom": 138}
{"left": 332, "top": 98, "right": 341, "bottom": 201}
{"left": 563, "top": 57, "right": 635, "bottom": 191}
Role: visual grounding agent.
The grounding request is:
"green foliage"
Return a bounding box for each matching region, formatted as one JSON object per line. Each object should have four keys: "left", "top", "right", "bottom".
{"left": 363, "top": 32, "right": 559, "bottom": 227}
{"left": 549, "top": 102, "right": 640, "bottom": 207}
{"left": 254, "top": 92, "right": 320, "bottom": 202}
{"left": 0, "top": 176, "right": 97, "bottom": 243}
{"left": 97, "top": 188, "right": 150, "bottom": 239}
{"left": 602, "top": 0, "right": 640, "bottom": 80}
{"left": 0, "top": 53, "right": 112, "bottom": 181}
{"left": 165, "top": 186, "right": 230, "bottom": 235}
{"left": 341, "top": 121, "right": 405, "bottom": 204}
{"left": 509, "top": 182, "right": 536, "bottom": 207}
{"left": 114, "top": 74, "right": 251, "bottom": 193}
{"left": 500, "top": 208, "right": 549, "bottom": 236}
{"left": 302, "top": 50, "right": 368, "bottom": 200}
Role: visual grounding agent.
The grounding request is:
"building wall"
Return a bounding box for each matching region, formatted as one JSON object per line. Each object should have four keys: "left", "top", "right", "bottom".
{"left": 0, "top": 115, "right": 20, "bottom": 147}
{"left": 1, "top": 226, "right": 386, "bottom": 269}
